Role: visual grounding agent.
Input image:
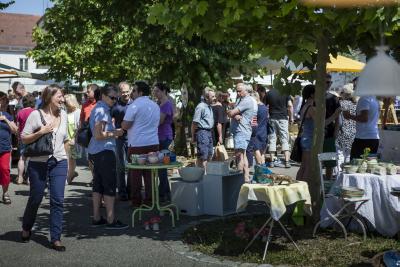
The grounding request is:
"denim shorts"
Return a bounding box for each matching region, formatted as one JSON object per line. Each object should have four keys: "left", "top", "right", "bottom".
{"left": 300, "top": 136, "right": 312, "bottom": 151}
{"left": 196, "top": 129, "right": 213, "bottom": 160}
{"left": 234, "top": 132, "right": 251, "bottom": 150}
{"left": 19, "top": 143, "right": 26, "bottom": 155}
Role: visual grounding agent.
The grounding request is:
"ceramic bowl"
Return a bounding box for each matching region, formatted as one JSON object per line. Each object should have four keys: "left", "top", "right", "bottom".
{"left": 148, "top": 155, "right": 159, "bottom": 164}
{"left": 358, "top": 166, "right": 367, "bottom": 173}
{"left": 130, "top": 154, "right": 140, "bottom": 164}
{"left": 179, "top": 167, "right": 204, "bottom": 182}
{"left": 137, "top": 157, "right": 147, "bottom": 165}
{"left": 343, "top": 165, "right": 357, "bottom": 174}
{"left": 352, "top": 158, "right": 364, "bottom": 166}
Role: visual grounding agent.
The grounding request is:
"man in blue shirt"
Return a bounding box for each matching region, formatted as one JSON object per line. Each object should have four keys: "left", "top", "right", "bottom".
{"left": 191, "top": 87, "right": 216, "bottom": 168}
{"left": 110, "top": 81, "right": 132, "bottom": 201}
{"left": 228, "top": 83, "right": 255, "bottom": 183}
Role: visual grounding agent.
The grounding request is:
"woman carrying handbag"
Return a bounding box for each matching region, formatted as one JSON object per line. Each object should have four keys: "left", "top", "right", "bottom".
{"left": 20, "top": 85, "right": 69, "bottom": 252}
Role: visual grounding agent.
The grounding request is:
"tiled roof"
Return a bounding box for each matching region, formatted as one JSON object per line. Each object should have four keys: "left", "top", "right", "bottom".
{"left": 0, "top": 13, "right": 41, "bottom": 48}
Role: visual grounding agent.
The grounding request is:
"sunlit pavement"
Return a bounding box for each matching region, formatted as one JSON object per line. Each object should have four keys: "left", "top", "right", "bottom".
{"left": 0, "top": 161, "right": 298, "bottom": 267}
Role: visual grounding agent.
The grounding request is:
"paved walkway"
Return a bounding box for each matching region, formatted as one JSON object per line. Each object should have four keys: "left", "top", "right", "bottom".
{"left": 0, "top": 163, "right": 298, "bottom": 267}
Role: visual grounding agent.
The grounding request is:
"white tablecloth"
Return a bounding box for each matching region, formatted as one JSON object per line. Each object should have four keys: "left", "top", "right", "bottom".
{"left": 321, "top": 173, "right": 400, "bottom": 237}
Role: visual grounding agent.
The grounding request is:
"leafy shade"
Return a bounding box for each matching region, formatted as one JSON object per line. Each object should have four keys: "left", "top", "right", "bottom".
{"left": 28, "top": 0, "right": 252, "bottom": 91}
{"left": 0, "top": 1, "right": 14, "bottom": 10}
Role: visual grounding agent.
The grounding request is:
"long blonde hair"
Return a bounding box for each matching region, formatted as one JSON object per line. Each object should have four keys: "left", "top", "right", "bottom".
{"left": 64, "top": 94, "right": 80, "bottom": 112}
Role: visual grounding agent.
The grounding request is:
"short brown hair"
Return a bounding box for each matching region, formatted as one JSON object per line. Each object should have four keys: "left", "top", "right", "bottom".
{"left": 22, "top": 93, "right": 36, "bottom": 108}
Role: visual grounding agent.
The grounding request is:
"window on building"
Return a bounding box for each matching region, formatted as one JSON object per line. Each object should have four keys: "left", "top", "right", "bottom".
{"left": 19, "top": 58, "right": 28, "bottom": 71}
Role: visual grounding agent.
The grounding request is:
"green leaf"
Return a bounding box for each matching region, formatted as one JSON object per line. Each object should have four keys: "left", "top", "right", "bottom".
{"left": 253, "top": 6, "right": 266, "bottom": 19}
{"left": 282, "top": 1, "right": 296, "bottom": 16}
{"left": 196, "top": 1, "right": 208, "bottom": 16}
{"left": 181, "top": 15, "right": 191, "bottom": 28}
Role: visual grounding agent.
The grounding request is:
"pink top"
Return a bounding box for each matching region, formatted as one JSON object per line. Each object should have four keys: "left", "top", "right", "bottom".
{"left": 16, "top": 107, "right": 35, "bottom": 138}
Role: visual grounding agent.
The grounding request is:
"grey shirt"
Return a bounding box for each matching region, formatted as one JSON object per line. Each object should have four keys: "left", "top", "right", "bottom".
{"left": 22, "top": 109, "right": 69, "bottom": 162}
{"left": 230, "top": 95, "right": 255, "bottom": 136}
{"left": 193, "top": 101, "right": 214, "bottom": 129}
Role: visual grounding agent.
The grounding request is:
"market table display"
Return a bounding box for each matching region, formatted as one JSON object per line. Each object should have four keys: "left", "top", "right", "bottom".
{"left": 127, "top": 161, "right": 183, "bottom": 228}
{"left": 321, "top": 172, "right": 400, "bottom": 237}
{"left": 237, "top": 181, "right": 312, "bottom": 261}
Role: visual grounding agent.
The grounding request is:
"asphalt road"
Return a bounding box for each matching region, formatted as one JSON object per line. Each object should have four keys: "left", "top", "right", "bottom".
{"left": 0, "top": 162, "right": 299, "bottom": 267}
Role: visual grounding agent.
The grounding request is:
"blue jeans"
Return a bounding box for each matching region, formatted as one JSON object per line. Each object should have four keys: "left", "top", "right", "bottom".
{"left": 22, "top": 157, "right": 67, "bottom": 243}
{"left": 115, "top": 138, "right": 128, "bottom": 196}
{"left": 158, "top": 139, "right": 172, "bottom": 198}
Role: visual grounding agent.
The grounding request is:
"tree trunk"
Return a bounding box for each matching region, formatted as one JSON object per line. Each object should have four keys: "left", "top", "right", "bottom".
{"left": 309, "top": 33, "right": 329, "bottom": 222}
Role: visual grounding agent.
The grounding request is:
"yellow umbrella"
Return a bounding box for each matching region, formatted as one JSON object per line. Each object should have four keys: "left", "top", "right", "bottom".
{"left": 294, "top": 55, "right": 365, "bottom": 73}
{"left": 327, "top": 55, "right": 365, "bottom": 72}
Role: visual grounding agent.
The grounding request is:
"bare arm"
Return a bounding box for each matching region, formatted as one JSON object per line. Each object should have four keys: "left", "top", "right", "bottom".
{"left": 159, "top": 112, "right": 166, "bottom": 125}
{"left": 343, "top": 109, "right": 368, "bottom": 123}
{"left": 93, "top": 121, "right": 123, "bottom": 141}
{"left": 1, "top": 117, "right": 18, "bottom": 134}
{"left": 216, "top": 123, "right": 223, "bottom": 144}
{"left": 325, "top": 108, "right": 341, "bottom": 126}
{"left": 227, "top": 108, "right": 240, "bottom": 118}
{"left": 21, "top": 124, "right": 53, "bottom": 145}
{"left": 287, "top": 100, "right": 293, "bottom": 123}
{"left": 121, "top": 120, "right": 133, "bottom": 130}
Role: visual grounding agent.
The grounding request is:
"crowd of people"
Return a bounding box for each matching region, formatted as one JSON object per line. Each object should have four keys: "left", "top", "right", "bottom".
{"left": 0, "top": 75, "right": 382, "bottom": 251}
{"left": 296, "top": 75, "right": 380, "bottom": 184}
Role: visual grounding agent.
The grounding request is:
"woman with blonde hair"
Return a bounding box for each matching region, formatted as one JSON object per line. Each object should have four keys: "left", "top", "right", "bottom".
{"left": 21, "top": 84, "right": 69, "bottom": 251}
{"left": 337, "top": 83, "right": 357, "bottom": 164}
{"left": 64, "top": 94, "right": 81, "bottom": 184}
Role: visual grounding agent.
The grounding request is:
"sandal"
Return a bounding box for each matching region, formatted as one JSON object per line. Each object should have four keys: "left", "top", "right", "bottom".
{"left": 3, "top": 194, "right": 11, "bottom": 205}
{"left": 15, "top": 177, "right": 23, "bottom": 185}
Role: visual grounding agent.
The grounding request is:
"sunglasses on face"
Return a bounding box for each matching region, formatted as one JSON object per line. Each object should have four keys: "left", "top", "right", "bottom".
{"left": 108, "top": 95, "right": 117, "bottom": 101}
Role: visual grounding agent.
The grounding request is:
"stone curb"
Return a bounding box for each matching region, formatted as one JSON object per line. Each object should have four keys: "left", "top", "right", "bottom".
{"left": 161, "top": 213, "right": 276, "bottom": 267}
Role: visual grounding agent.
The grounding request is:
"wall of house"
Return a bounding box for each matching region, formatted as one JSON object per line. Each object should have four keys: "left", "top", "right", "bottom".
{"left": 0, "top": 50, "right": 36, "bottom": 72}
{"left": 0, "top": 49, "right": 54, "bottom": 93}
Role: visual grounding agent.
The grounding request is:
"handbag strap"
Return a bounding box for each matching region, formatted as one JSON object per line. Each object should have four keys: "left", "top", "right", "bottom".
{"left": 37, "top": 109, "right": 47, "bottom": 126}
{"left": 297, "top": 105, "right": 312, "bottom": 136}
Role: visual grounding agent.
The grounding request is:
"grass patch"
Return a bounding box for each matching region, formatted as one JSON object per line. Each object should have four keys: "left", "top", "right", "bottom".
{"left": 182, "top": 215, "right": 400, "bottom": 267}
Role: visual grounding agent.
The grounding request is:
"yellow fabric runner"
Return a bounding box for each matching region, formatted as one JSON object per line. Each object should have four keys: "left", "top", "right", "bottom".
{"left": 237, "top": 181, "right": 312, "bottom": 220}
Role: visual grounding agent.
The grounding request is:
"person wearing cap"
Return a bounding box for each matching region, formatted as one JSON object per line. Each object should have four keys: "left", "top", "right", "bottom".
{"left": 337, "top": 83, "right": 357, "bottom": 164}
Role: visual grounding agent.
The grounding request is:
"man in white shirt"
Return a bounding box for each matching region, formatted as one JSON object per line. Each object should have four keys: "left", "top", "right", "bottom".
{"left": 122, "top": 81, "right": 160, "bottom": 206}
{"left": 343, "top": 95, "right": 380, "bottom": 159}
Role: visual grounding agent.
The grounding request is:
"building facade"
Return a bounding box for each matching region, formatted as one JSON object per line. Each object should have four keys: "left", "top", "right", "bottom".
{"left": 0, "top": 13, "right": 52, "bottom": 93}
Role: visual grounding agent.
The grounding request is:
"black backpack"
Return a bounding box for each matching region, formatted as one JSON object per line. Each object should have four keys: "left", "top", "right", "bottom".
{"left": 76, "top": 121, "right": 92, "bottom": 148}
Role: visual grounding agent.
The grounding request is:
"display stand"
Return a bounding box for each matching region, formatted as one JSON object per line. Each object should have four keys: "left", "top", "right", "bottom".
{"left": 126, "top": 162, "right": 182, "bottom": 227}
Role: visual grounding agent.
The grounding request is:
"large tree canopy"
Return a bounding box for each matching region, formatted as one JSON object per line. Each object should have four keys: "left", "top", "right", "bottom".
{"left": 149, "top": 1, "right": 400, "bottom": 218}
{"left": 29, "top": 0, "right": 252, "bottom": 91}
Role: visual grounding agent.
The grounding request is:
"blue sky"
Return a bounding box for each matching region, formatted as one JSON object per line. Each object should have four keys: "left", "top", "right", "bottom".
{"left": 2, "top": 0, "right": 53, "bottom": 15}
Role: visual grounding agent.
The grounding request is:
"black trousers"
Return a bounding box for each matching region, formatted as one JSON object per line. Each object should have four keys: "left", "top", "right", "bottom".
{"left": 350, "top": 138, "right": 379, "bottom": 160}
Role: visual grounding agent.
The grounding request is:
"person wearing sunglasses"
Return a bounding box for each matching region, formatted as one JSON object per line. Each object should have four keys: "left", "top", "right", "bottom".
{"left": 87, "top": 84, "right": 128, "bottom": 230}
{"left": 323, "top": 74, "right": 342, "bottom": 180}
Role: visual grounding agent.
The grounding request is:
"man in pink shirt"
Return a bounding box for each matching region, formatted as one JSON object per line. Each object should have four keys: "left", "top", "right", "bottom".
{"left": 15, "top": 94, "right": 35, "bottom": 184}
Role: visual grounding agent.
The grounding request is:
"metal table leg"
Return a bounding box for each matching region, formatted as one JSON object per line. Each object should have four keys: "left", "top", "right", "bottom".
{"left": 132, "top": 170, "right": 156, "bottom": 227}
{"left": 154, "top": 169, "right": 180, "bottom": 227}
{"left": 262, "top": 219, "right": 274, "bottom": 261}
{"left": 243, "top": 217, "right": 272, "bottom": 253}
{"left": 132, "top": 168, "right": 180, "bottom": 228}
